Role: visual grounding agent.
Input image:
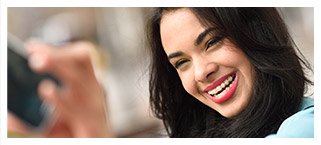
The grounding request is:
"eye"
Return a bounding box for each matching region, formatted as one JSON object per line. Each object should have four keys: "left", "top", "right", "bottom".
{"left": 174, "top": 59, "right": 189, "bottom": 69}
{"left": 205, "top": 36, "right": 224, "bottom": 50}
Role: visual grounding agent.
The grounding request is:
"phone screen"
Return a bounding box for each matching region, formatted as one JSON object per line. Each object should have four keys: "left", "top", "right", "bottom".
{"left": 7, "top": 34, "right": 56, "bottom": 128}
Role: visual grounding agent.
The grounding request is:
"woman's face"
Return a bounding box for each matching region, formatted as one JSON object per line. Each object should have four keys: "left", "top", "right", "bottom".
{"left": 160, "top": 9, "right": 255, "bottom": 118}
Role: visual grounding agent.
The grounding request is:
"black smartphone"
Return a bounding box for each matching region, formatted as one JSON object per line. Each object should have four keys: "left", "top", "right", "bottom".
{"left": 8, "top": 33, "right": 58, "bottom": 130}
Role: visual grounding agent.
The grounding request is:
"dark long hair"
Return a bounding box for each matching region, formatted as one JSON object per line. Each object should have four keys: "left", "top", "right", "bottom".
{"left": 146, "top": 8, "right": 313, "bottom": 137}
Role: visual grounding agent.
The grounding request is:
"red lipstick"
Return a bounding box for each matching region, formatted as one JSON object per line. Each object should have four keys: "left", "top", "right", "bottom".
{"left": 204, "top": 71, "right": 236, "bottom": 92}
{"left": 204, "top": 72, "right": 238, "bottom": 104}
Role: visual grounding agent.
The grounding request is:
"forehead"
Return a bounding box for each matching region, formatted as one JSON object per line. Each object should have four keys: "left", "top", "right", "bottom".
{"left": 160, "top": 9, "right": 204, "bottom": 53}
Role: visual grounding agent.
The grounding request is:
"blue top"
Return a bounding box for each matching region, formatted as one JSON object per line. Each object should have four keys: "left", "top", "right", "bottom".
{"left": 265, "top": 97, "right": 314, "bottom": 138}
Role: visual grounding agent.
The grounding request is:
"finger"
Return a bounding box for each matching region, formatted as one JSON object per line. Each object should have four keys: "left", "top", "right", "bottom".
{"left": 38, "top": 79, "right": 65, "bottom": 115}
{"left": 26, "top": 40, "right": 70, "bottom": 85}
{"left": 37, "top": 79, "right": 75, "bottom": 137}
{"left": 26, "top": 39, "right": 53, "bottom": 73}
{"left": 55, "top": 42, "right": 97, "bottom": 82}
{"left": 25, "top": 38, "right": 45, "bottom": 53}
{"left": 26, "top": 41, "right": 97, "bottom": 86}
{"left": 54, "top": 42, "right": 97, "bottom": 81}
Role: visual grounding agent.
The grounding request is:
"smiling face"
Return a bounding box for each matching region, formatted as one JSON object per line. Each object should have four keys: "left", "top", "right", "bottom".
{"left": 160, "top": 8, "right": 255, "bottom": 118}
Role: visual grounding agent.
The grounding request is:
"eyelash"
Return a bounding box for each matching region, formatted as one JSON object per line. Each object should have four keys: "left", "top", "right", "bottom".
{"left": 205, "top": 36, "right": 223, "bottom": 50}
{"left": 173, "top": 36, "right": 224, "bottom": 69}
{"left": 174, "top": 59, "right": 188, "bottom": 69}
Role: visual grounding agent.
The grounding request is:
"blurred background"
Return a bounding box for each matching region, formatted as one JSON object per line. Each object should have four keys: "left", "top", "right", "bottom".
{"left": 7, "top": 7, "right": 314, "bottom": 137}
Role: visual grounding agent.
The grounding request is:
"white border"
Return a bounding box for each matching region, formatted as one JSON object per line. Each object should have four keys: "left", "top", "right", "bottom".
{"left": 1, "top": 1, "right": 9, "bottom": 144}
{"left": 1, "top": 138, "right": 318, "bottom": 145}
{"left": 3, "top": 0, "right": 317, "bottom": 7}
{"left": 1, "top": 0, "right": 320, "bottom": 145}
{"left": 314, "top": 1, "right": 321, "bottom": 142}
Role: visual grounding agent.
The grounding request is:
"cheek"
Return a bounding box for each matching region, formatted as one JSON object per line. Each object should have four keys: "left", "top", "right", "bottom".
{"left": 179, "top": 72, "right": 198, "bottom": 96}
{"left": 244, "top": 66, "right": 255, "bottom": 95}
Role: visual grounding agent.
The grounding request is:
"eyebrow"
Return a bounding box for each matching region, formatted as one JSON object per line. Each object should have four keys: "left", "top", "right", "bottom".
{"left": 168, "top": 51, "right": 183, "bottom": 60}
{"left": 167, "top": 27, "right": 217, "bottom": 60}
{"left": 194, "top": 27, "right": 217, "bottom": 46}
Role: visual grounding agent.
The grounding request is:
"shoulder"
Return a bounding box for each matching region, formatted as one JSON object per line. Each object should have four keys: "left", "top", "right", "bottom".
{"left": 266, "top": 97, "right": 314, "bottom": 138}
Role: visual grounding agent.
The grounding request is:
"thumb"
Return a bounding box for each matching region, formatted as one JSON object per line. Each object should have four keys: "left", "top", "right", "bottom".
{"left": 38, "top": 79, "right": 63, "bottom": 115}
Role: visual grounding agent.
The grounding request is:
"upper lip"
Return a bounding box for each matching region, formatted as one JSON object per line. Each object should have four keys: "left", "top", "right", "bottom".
{"left": 203, "top": 71, "right": 236, "bottom": 93}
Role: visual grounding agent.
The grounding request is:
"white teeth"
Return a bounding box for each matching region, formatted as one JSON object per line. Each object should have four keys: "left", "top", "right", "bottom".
{"left": 209, "top": 88, "right": 216, "bottom": 96}
{"left": 224, "top": 80, "right": 229, "bottom": 85}
{"left": 208, "top": 74, "right": 235, "bottom": 97}
{"left": 228, "top": 76, "right": 232, "bottom": 81}
{"left": 222, "top": 89, "right": 227, "bottom": 95}
{"left": 217, "top": 91, "right": 224, "bottom": 98}
{"left": 217, "top": 86, "right": 222, "bottom": 91}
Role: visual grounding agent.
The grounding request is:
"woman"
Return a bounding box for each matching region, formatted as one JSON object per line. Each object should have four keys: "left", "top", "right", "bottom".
{"left": 146, "top": 8, "right": 314, "bottom": 137}
{"left": 10, "top": 7, "right": 313, "bottom": 138}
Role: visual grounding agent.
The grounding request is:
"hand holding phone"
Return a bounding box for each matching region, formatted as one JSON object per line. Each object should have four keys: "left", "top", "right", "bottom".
{"left": 8, "top": 33, "right": 58, "bottom": 130}
{"left": 9, "top": 34, "right": 112, "bottom": 137}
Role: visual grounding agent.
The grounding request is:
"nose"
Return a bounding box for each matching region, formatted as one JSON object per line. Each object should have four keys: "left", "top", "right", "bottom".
{"left": 194, "top": 57, "right": 218, "bottom": 83}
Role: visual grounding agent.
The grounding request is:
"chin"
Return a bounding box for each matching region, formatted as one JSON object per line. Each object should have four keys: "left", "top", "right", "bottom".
{"left": 220, "top": 111, "right": 239, "bottom": 118}
{"left": 219, "top": 102, "right": 249, "bottom": 118}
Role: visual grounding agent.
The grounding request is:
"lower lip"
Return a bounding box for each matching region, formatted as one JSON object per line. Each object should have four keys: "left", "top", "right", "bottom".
{"left": 209, "top": 73, "right": 238, "bottom": 104}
